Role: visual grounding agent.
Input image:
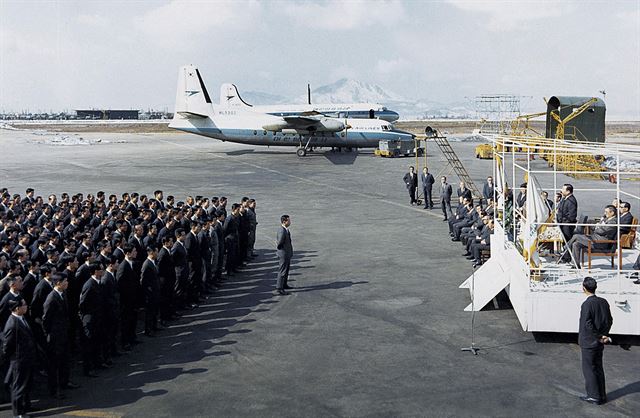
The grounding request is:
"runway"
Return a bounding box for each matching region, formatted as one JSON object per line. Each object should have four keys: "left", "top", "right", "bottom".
{"left": 0, "top": 128, "right": 639, "bottom": 417}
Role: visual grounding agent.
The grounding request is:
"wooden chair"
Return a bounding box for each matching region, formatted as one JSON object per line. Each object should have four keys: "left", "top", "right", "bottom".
{"left": 621, "top": 217, "right": 638, "bottom": 249}
{"left": 583, "top": 239, "right": 622, "bottom": 270}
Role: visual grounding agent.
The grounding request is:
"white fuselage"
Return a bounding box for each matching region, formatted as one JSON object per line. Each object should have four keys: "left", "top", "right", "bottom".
{"left": 169, "top": 108, "right": 413, "bottom": 148}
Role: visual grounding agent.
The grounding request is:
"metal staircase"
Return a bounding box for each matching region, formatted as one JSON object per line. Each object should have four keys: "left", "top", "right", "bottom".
{"left": 426, "top": 134, "right": 481, "bottom": 200}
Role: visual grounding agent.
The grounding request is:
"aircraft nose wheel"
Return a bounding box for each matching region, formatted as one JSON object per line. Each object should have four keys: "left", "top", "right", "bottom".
{"left": 296, "top": 147, "right": 307, "bottom": 157}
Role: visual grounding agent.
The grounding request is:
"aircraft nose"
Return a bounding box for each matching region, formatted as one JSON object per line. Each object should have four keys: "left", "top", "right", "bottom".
{"left": 387, "top": 111, "right": 400, "bottom": 122}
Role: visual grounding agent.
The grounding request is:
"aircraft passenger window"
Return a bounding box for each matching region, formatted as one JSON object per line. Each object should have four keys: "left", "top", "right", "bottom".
{"left": 369, "top": 109, "right": 374, "bottom": 119}
{"left": 253, "top": 130, "right": 257, "bottom": 135}
{"left": 263, "top": 131, "right": 267, "bottom": 135}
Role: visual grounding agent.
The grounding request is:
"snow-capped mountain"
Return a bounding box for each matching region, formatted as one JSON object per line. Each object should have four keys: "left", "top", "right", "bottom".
{"left": 298, "top": 78, "right": 406, "bottom": 104}
{"left": 242, "top": 79, "right": 474, "bottom": 119}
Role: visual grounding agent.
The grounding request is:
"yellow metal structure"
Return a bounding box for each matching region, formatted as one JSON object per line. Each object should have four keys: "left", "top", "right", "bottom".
{"left": 475, "top": 143, "right": 494, "bottom": 159}
{"left": 544, "top": 97, "right": 605, "bottom": 179}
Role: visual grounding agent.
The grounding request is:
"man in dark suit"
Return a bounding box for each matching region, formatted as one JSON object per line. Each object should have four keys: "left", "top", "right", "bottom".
{"left": 157, "top": 236, "right": 176, "bottom": 323}
{"left": 276, "top": 215, "right": 294, "bottom": 296}
{"left": 213, "top": 211, "right": 226, "bottom": 283}
{"left": 42, "top": 275, "right": 78, "bottom": 398}
{"left": 140, "top": 246, "right": 160, "bottom": 336}
{"left": 561, "top": 205, "right": 618, "bottom": 268}
{"left": 79, "top": 263, "right": 104, "bottom": 376}
{"left": 184, "top": 223, "right": 203, "bottom": 303}
{"left": 619, "top": 201, "right": 634, "bottom": 235}
{"left": 2, "top": 297, "right": 36, "bottom": 417}
{"left": 578, "top": 277, "right": 613, "bottom": 405}
{"left": 557, "top": 183, "right": 578, "bottom": 242}
{"left": 116, "top": 245, "right": 139, "bottom": 350}
{"left": 101, "top": 255, "right": 120, "bottom": 360}
{"left": 224, "top": 205, "right": 241, "bottom": 277}
{"left": 440, "top": 176, "right": 453, "bottom": 221}
{"left": 172, "top": 228, "right": 190, "bottom": 310}
{"left": 457, "top": 181, "right": 472, "bottom": 202}
{"left": 0, "top": 275, "right": 22, "bottom": 330}
{"left": 420, "top": 167, "right": 435, "bottom": 209}
{"left": 403, "top": 166, "right": 418, "bottom": 205}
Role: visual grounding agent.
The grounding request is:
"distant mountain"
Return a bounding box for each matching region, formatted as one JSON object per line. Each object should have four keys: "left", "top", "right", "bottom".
{"left": 242, "top": 79, "right": 475, "bottom": 119}
{"left": 300, "top": 78, "right": 405, "bottom": 104}
{"left": 240, "top": 91, "right": 288, "bottom": 106}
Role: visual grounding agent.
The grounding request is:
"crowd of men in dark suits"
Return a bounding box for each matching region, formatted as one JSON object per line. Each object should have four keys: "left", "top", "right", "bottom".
{"left": 0, "top": 188, "right": 259, "bottom": 416}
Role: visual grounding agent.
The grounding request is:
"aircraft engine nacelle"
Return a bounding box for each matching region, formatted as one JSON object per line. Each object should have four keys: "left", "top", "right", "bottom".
{"left": 282, "top": 129, "right": 309, "bottom": 135}
{"left": 317, "top": 118, "right": 345, "bottom": 132}
{"left": 262, "top": 122, "right": 289, "bottom": 132}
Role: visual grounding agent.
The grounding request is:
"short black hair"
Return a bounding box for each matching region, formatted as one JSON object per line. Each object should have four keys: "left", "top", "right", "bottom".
{"left": 88, "top": 262, "right": 103, "bottom": 275}
{"left": 621, "top": 201, "right": 631, "bottom": 210}
{"left": 583, "top": 277, "right": 597, "bottom": 293}
{"left": 51, "top": 274, "right": 66, "bottom": 285}
{"left": 231, "top": 203, "right": 241, "bottom": 211}
{"left": 8, "top": 296, "right": 25, "bottom": 312}
{"left": 281, "top": 214, "right": 290, "bottom": 223}
{"left": 563, "top": 183, "right": 573, "bottom": 193}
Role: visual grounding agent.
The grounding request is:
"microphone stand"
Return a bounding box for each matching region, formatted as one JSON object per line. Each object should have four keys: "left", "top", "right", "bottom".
{"left": 461, "top": 264, "right": 480, "bottom": 355}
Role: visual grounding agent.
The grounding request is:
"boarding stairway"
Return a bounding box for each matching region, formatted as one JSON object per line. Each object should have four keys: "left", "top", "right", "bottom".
{"left": 430, "top": 135, "right": 481, "bottom": 200}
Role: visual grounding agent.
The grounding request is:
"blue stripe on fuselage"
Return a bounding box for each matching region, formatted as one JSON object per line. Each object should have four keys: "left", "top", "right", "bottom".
{"left": 173, "top": 127, "right": 413, "bottom": 147}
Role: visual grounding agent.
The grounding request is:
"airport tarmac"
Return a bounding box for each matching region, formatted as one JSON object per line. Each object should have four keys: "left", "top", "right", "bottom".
{"left": 0, "top": 128, "right": 639, "bottom": 417}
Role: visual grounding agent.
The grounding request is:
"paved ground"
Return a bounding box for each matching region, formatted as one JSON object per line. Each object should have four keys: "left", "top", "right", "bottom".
{"left": 0, "top": 128, "right": 639, "bottom": 417}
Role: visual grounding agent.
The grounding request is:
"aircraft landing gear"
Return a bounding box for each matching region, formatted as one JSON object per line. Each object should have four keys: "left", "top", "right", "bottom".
{"left": 296, "top": 147, "right": 307, "bottom": 157}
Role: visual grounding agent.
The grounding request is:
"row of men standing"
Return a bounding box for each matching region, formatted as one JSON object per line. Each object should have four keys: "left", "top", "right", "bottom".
{"left": 0, "top": 190, "right": 260, "bottom": 417}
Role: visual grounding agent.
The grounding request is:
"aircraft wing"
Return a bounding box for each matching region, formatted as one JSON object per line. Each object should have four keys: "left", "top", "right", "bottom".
{"left": 283, "top": 115, "right": 322, "bottom": 125}
{"left": 264, "top": 115, "right": 345, "bottom": 133}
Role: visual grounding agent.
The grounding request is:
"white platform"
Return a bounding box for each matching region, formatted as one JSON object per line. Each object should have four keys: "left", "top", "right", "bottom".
{"left": 460, "top": 223, "right": 640, "bottom": 335}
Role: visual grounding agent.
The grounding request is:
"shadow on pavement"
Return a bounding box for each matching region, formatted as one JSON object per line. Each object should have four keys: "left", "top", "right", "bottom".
{"left": 20, "top": 247, "right": 342, "bottom": 415}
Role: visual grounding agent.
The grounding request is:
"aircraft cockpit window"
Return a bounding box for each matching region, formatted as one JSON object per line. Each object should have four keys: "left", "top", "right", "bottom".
{"left": 381, "top": 107, "right": 387, "bottom": 111}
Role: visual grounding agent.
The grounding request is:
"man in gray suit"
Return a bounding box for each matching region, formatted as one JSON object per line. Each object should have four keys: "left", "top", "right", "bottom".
{"left": 276, "top": 215, "right": 293, "bottom": 296}
{"left": 561, "top": 205, "right": 618, "bottom": 268}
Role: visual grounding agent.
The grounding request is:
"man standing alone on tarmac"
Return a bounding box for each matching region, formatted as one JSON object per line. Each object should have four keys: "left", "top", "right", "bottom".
{"left": 421, "top": 167, "right": 435, "bottom": 209}
{"left": 440, "top": 176, "right": 453, "bottom": 221}
{"left": 403, "top": 166, "right": 418, "bottom": 205}
{"left": 276, "top": 215, "right": 293, "bottom": 296}
{"left": 578, "top": 277, "right": 613, "bottom": 405}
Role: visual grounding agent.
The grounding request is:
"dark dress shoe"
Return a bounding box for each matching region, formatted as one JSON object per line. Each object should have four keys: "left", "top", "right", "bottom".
{"left": 443, "top": 218, "right": 448, "bottom": 222}
{"left": 462, "top": 252, "right": 471, "bottom": 256}
{"left": 466, "top": 256, "right": 475, "bottom": 260}
{"left": 277, "top": 289, "right": 290, "bottom": 296}
{"left": 451, "top": 238, "right": 460, "bottom": 242}
{"left": 63, "top": 382, "right": 80, "bottom": 389}
{"left": 634, "top": 279, "right": 640, "bottom": 285}
{"left": 283, "top": 285, "right": 294, "bottom": 289}
{"left": 579, "top": 396, "right": 602, "bottom": 405}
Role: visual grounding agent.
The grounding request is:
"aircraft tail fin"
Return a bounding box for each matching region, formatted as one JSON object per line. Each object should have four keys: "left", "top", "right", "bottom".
{"left": 173, "top": 65, "right": 213, "bottom": 118}
{"left": 219, "top": 83, "right": 253, "bottom": 108}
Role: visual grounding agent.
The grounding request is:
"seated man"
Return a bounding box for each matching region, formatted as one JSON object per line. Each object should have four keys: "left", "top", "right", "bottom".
{"left": 471, "top": 219, "right": 494, "bottom": 267}
{"left": 463, "top": 215, "right": 491, "bottom": 257}
{"left": 452, "top": 205, "right": 481, "bottom": 241}
{"left": 560, "top": 205, "right": 618, "bottom": 268}
{"left": 448, "top": 197, "right": 472, "bottom": 235}
{"left": 461, "top": 210, "right": 486, "bottom": 246}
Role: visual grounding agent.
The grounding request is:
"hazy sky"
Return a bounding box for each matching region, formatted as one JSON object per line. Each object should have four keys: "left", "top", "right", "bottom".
{"left": 1, "top": 0, "right": 639, "bottom": 118}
